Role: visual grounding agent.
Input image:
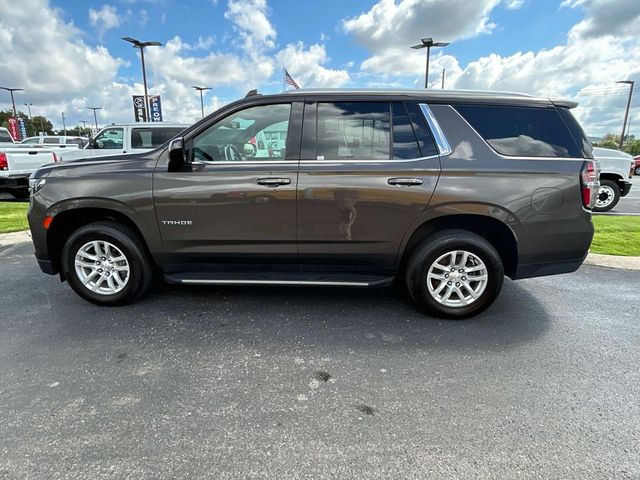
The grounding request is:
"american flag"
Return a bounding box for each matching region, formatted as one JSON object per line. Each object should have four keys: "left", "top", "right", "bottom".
{"left": 284, "top": 69, "right": 300, "bottom": 89}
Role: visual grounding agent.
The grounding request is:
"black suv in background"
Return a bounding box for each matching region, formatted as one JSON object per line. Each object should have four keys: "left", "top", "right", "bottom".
{"left": 27, "top": 89, "right": 598, "bottom": 319}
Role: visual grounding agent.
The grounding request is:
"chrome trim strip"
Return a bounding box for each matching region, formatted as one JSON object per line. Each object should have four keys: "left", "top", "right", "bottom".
{"left": 191, "top": 154, "right": 440, "bottom": 167}
{"left": 419, "top": 103, "right": 452, "bottom": 156}
{"left": 178, "top": 278, "right": 392, "bottom": 287}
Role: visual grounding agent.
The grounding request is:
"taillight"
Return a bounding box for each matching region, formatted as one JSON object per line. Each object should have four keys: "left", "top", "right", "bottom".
{"left": 53, "top": 152, "right": 58, "bottom": 163}
{"left": 581, "top": 160, "right": 598, "bottom": 209}
{"left": 631, "top": 161, "right": 635, "bottom": 179}
{"left": 0, "top": 152, "right": 7, "bottom": 171}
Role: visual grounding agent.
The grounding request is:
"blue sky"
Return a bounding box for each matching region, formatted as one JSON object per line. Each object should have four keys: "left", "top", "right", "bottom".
{"left": 1, "top": 0, "right": 639, "bottom": 136}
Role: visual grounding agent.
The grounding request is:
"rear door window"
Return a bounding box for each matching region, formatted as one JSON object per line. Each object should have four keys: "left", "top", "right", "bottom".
{"left": 43, "top": 137, "right": 60, "bottom": 144}
{"left": 454, "top": 105, "right": 582, "bottom": 158}
{"left": 392, "top": 102, "right": 422, "bottom": 159}
{"left": 316, "top": 102, "right": 390, "bottom": 160}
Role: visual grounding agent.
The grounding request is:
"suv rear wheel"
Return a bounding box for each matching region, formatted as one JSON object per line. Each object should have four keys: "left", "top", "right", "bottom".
{"left": 61, "top": 222, "right": 153, "bottom": 306}
{"left": 405, "top": 230, "right": 504, "bottom": 319}
{"left": 594, "top": 179, "right": 621, "bottom": 212}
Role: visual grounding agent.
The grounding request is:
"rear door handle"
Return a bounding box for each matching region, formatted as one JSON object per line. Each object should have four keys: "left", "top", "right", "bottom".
{"left": 257, "top": 177, "right": 291, "bottom": 187}
{"left": 388, "top": 177, "right": 423, "bottom": 186}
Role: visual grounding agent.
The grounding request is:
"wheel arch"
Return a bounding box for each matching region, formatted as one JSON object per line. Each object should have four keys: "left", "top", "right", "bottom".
{"left": 398, "top": 213, "right": 519, "bottom": 279}
{"left": 46, "top": 201, "right": 154, "bottom": 276}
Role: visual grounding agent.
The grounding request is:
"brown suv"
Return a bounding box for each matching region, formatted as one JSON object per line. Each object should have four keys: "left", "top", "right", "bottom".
{"left": 27, "top": 89, "right": 598, "bottom": 318}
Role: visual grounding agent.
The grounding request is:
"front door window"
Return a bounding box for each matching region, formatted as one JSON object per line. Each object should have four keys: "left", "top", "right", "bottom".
{"left": 191, "top": 104, "right": 291, "bottom": 163}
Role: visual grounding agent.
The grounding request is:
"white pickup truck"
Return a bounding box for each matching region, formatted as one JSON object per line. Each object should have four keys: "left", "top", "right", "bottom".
{"left": 57, "top": 122, "right": 188, "bottom": 162}
{"left": 592, "top": 147, "right": 635, "bottom": 212}
{"left": 0, "top": 146, "right": 58, "bottom": 198}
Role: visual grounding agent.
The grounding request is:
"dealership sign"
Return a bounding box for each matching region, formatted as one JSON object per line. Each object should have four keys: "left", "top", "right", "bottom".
{"left": 132, "top": 95, "right": 163, "bottom": 122}
{"left": 7, "top": 117, "right": 20, "bottom": 141}
{"left": 149, "top": 95, "right": 163, "bottom": 122}
{"left": 132, "top": 95, "right": 147, "bottom": 122}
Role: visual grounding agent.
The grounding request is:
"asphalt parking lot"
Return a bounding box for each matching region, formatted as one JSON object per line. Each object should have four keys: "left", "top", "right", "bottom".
{"left": 0, "top": 240, "right": 639, "bottom": 479}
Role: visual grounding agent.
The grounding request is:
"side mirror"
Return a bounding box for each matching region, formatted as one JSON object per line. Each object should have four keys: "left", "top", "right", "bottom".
{"left": 168, "top": 138, "right": 188, "bottom": 172}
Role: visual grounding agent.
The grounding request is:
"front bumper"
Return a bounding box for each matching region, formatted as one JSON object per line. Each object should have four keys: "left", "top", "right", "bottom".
{"left": 36, "top": 254, "right": 57, "bottom": 275}
{"left": 620, "top": 181, "right": 632, "bottom": 197}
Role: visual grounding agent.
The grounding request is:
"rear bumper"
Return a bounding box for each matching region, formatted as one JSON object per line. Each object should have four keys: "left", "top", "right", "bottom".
{"left": 620, "top": 181, "right": 632, "bottom": 197}
{"left": 513, "top": 212, "right": 594, "bottom": 280}
{"left": 0, "top": 175, "right": 28, "bottom": 191}
{"left": 514, "top": 251, "right": 588, "bottom": 279}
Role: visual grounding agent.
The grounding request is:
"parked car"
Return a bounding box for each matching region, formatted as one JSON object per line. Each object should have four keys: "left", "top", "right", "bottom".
{"left": 56, "top": 123, "right": 188, "bottom": 162}
{"left": 0, "top": 147, "right": 58, "bottom": 198}
{"left": 27, "top": 89, "right": 597, "bottom": 319}
{"left": 0, "top": 127, "right": 15, "bottom": 144}
{"left": 21, "top": 136, "right": 87, "bottom": 149}
{"left": 634, "top": 155, "right": 640, "bottom": 176}
{"left": 592, "top": 147, "right": 634, "bottom": 212}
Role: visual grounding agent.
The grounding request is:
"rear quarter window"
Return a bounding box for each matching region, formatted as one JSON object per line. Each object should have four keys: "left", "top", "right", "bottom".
{"left": 454, "top": 104, "right": 583, "bottom": 158}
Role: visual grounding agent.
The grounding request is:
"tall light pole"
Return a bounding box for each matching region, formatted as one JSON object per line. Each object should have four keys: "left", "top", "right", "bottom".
{"left": 24, "top": 103, "right": 33, "bottom": 136}
{"left": 87, "top": 106, "right": 102, "bottom": 130}
{"left": 192, "top": 86, "right": 212, "bottom": 118}
{"left": 0, "top": 87, "right": 23, "bottom": 117}
{"left": 410, "top": 38, "right": 449, "bottom": 89}
{"left": 617, "top": 80, "right": 634, "bottom": 150}
{"left": 122, "top": 37, "right": 162, "bottom": 121}
{"left": 61, "top": 112, "right": 66, "bottom": 136}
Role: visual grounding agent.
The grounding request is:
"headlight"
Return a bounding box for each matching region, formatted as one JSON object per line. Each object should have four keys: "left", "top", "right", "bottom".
{"left": 29, "top": 177, "right": 46, "bottom": 195}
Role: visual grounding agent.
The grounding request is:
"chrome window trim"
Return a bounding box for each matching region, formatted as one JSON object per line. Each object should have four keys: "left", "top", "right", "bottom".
{"left": 189, "top": 153, "right": 440, "bottom": 167}
{"left": 419, "top": 103, "right": 452, "bottom": 156}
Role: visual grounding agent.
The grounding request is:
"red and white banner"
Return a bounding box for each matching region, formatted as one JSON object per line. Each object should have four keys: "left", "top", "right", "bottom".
{"left": 7, "top": 117, "right": 20, "bottom": 141}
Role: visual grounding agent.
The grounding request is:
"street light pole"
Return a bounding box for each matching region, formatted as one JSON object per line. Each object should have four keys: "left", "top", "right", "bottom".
{"left": 87, "top": 107, "right": 102, "bottom": 130}
{"left": 24, "top": 103, "right": 33, "bottom": 136}
{"left": 123, "top": 37, "right": 162, "bottom": 121}
{"left": 192, "top": 86, "right": 212, "bottom": 118}
{"left": 617, "top": 80, "right": 634, "bottom": 150}
{"left": 411, "top": 38, "right": 449, "bottom": 89}
{"left": 0, "top": 87, "right": 24, "bottom": 118}
{"left": 61, "top": 112, "right": 66, "bottom": 136}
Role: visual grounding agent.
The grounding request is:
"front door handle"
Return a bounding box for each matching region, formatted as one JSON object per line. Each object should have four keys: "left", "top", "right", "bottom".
{"left": 388, "top": 177, "right": 423, "bottom": 186}
{"left": 257, "top": 177, "right": 291, "bottom": 187}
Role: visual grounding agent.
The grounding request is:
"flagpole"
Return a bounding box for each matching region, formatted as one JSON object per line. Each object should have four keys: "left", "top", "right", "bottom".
{"left": 282, "top": 62, "right": 285, "bottom": 93}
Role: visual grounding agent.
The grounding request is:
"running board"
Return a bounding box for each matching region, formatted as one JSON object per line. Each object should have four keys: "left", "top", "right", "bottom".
{"left": 164, "top": 272, "right": 394, "bottom": 288}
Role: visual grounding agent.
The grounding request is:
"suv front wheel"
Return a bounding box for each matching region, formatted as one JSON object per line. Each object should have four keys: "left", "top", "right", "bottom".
{"left": 62, "top": 222, "right": 153, "bottom": 306}
{"left": 405, "top": 230, "right": 504, "bottom": 319}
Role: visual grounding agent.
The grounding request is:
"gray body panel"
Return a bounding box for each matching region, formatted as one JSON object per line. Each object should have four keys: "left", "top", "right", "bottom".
{"left": 27, "top": 89, "right": 594, "bottom": 282}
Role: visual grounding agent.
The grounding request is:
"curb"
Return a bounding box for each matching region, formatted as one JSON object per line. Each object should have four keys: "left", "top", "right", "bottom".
{"left": 1, "top": 229, "right": 639, "bottom": 271}
{"left": 585, "top": 253, "right": 640, "bottom": 271}
{"left": 0, "top": 230, "right": 32, "bottom": 248}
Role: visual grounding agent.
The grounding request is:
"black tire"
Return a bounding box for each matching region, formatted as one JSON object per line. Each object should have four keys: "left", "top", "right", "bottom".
{"left": 634, "top": 166, "right": 640, "bottom": 176}
{"left": 61, "top": 221, "right": 154, "bottom": 306}
{"left": 405, "top": 229, "right": 504, "bottom": 319}
{"left": 593, "top": 179, "right": 621, "bottom": 213}
{"left": 10, "top": 189, "right": 30, "bottom": 199}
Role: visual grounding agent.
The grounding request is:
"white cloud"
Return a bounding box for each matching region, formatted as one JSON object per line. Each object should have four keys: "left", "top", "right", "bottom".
{"left": 505, "top": 0, "right": 524, "bottom": 9}
{"left": 279, "top": 42, "right": 350, "bottom": 88}
{"left": 343, "top": 0, "right": 504, "bottom": 75}
{"left": 88, "top": 4, "right": 121, "bottom": 38}
{"left": 562, "top": 0, "right": 640, "bottom": 39}
{"left": 224, "top": 0, "right": 276, "bottom": 53}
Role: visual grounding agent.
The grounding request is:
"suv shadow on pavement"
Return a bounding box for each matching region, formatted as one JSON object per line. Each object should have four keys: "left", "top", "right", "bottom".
{"left": 46, "top": 279, "right": 551, "bottom": 353}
